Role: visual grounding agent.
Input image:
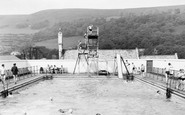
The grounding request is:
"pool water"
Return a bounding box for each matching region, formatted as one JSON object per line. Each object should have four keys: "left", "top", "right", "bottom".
{"left": 0, "top": 75, "right": 185, "bottom": 115}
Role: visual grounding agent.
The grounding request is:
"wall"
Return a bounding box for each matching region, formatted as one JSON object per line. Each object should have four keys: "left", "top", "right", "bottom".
{"left": 0, "top": 59, "right": 77, "bottom": 73}
{"left": 0, "top": 59, "right": 146, "bottom": 74}
{"left": 152, "top": 59, "right": 185, "bottom": 70}
{"left": 0, "top": 60, "right": 28, "bottom": 70}
{"left": 1, "top": 59, "right": 185, "bottom": 74}
{"left": 27, "top": 59, "right": 76, "bottom": 73}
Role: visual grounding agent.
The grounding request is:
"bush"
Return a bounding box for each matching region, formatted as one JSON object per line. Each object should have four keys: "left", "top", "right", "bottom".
{"left": 31, "top": 20, "right": 49, "bottom": 30}
{"left": 16, "top": 23, "right": 28, "bottom": 28}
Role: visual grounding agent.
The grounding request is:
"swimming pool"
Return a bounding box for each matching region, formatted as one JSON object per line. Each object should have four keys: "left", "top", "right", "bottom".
{"left": 0, "top": 75, "right": 185, "bottom": 115}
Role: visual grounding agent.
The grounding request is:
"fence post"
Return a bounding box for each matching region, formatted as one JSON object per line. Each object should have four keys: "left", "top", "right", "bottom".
{"left": 33, "top": 66, "right": 36, "bottom": 76}
{"left": 36, "top": 66, "right": 38, "bottom": 75}
{"left": 27, "top": 67, "right": 29, "bottom": 78}
{"left": 33, "top": 66, "right": 35, "bottom": 76}
{"left": 157, "top": 68, "right": 159, "bottom": 80}
{"left": 31, "top": 66, "right": 33, "bottom": 77}
{"left": 6, "top": 70, "right": 10, "bottom": 90}
{"left": 172, "top": 70, "right": 175, "bottom": 88}
{"left": 153, "top": 67, "right": 155, "bottom": 79}
{"left": 162, "top": 68, "right": 164, "bottom": 82}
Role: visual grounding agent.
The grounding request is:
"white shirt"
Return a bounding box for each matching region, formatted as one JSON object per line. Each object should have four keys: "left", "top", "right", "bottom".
{"left": 166, "top": 65, "right": 173, "bottom": 71}
{"left": 141, "top": 65, "right": 145, "bottom": 70}
{"left": 166, "top": 64, "right": 173, "bottom": 74}
{"left": 0, "top": 67, "right": 6, "bottom": 75}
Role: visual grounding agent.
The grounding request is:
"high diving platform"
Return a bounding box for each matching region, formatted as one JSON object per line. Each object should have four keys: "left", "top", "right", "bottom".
{"left": 73, "top": 25, "right": 99, "bottom": 76}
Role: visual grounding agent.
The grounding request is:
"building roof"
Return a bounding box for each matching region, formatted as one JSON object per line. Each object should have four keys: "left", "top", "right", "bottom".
{"left": 10, "top": 51, "right": 21, "bottom": 55}
{"left": 0, "top": 55, "right": 20, "bottom": 60}
{"left": 64, "top": 49, "right": 139, "bottom": 60}
{"left": 139, "top": 54, "right": 178, "bottom": 59}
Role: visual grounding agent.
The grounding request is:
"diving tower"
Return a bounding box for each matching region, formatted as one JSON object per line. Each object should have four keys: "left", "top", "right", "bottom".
{"left": 73, "top": 25, "right": 99, "bottom": 76}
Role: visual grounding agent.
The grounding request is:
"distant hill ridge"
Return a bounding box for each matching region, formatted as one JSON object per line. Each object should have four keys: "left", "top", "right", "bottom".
{"left": 1, "top": 5, "right": 185, "bottom": 34}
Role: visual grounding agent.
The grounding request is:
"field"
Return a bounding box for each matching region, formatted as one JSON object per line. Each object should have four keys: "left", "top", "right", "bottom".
{"left": 0, "top": 34, "right": 32, "bottom": 54}
{"left": 34, "top": 36, "right": 84, "bottom": 49}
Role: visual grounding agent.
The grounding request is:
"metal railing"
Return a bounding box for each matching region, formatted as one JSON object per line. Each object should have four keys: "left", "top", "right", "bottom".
{"left": 146, "top": 67, "right": 185, "bottom": 92}
{"left": 0, "top": 66, "right": 39, "bottom": 90}
{"left": 1, "top": 65, "right": 68, "bottom": 90}
{"left": 0, "top": 65, "right": 70, "bottom": 97}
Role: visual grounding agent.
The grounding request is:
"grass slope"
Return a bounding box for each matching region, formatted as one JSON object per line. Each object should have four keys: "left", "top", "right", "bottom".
{"left": 34, "top": 36, "right": 84, "bottom": 49}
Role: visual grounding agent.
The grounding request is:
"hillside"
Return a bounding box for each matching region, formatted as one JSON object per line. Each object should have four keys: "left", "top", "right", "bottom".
{"left": 1, "top": 5, "right": 185, "bottom": 34}
{"left": 2, "top": 5, "right": 185, "bottom": 58}
{"left": 0, "top": 9, "right": 122, "bottom": 34}
{"left": 32, "top": 8, "right": 185, "bottom": 58}
{"left": 34, "top": 36, "right": 83, "bottom": 49}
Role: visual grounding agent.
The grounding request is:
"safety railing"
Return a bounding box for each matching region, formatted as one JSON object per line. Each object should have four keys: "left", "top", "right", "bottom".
{"left": 0, "top": 66, "right": 39, "bottom": 90}
{"left": 0, "top": 65, "right": 69, "bottom": 91}
{"left": 146, "top": 67, "right": 185, "bottom": 92}
{"left": 87, "top": 27, "right": 99, "bottom": 37}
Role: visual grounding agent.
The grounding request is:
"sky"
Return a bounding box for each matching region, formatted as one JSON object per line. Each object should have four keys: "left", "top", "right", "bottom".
{"left": 0, "top": 0, "right": 185, "bottom": 15}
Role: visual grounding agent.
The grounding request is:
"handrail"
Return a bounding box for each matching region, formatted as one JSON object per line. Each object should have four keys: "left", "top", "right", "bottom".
{"left": 86, "top": 26, "right": 99, "bottom": 36}
{"left": 146, "top": 67, "right": 185, "bottom": 92}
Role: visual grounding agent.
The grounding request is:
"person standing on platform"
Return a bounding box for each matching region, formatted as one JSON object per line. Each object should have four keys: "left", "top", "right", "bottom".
{"left": 88, "top": 25, "right": 93, "bottom": 34}
{"left": 11, "top": 63, "right": 19, "bottom": 84}
{"left": 0, "top": 64, "right": 6, "bottom": 89}
{"left": 141, "top": 64, "right": 145, "bottom": 77}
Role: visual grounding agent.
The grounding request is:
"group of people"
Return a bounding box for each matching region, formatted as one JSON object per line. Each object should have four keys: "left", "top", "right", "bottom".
{"left": 165, "top": 62, "right": 185, "bottom": 91}
{"left": 125, "top": 60, "right": 145, "bottom": 76}
{"left": 0, "top": 63, "right": 19, "bottom": 89}
{"left": 45, "top": 65, "right": 64, "bottom": 74}
{"left": 124, "top": 61, "right": 184, "bottom": 90}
